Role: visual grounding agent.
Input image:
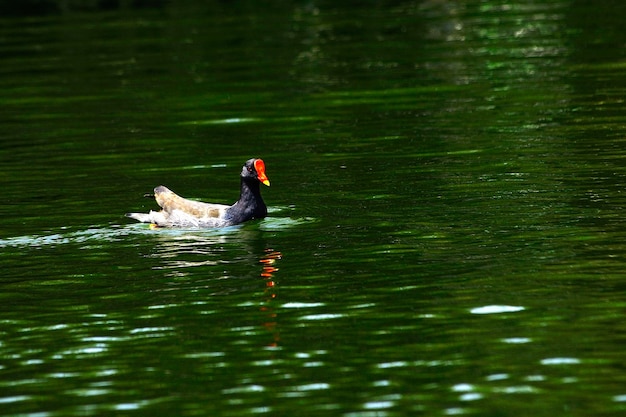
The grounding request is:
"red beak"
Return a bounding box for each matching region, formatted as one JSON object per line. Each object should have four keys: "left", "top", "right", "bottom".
{"left": 254, "top": 159, "right": 270, "bottom": 186}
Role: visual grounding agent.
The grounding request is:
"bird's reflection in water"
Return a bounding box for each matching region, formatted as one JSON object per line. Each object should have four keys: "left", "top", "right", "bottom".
{"left": 144, "top": 227, "right": 283, "bottom": 346}
{"left": 259, "top": 248, "right": 282, "bottom": 347}
{"left": 149, "top": 230, "right": 231, "bottom": 270}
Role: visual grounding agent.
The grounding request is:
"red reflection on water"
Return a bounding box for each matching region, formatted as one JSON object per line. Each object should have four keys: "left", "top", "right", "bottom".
{"left": 260, "top": 248, "right": 282, "bottom": 346}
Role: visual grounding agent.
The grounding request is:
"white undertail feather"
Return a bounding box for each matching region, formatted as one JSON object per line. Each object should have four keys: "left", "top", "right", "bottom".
{"left": 126, "top": 210, "right": 168, "bottom": 225}
{"left": 126, "top": 209, "right": 229, "bottom": 228}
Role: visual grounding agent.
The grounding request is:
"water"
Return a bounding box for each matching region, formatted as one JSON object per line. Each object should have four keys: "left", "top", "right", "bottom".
{"left": 2, "top": 1, "right": 626, "bottom": 416}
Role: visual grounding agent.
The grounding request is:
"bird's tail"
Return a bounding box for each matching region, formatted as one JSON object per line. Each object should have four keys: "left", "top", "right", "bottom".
{"left": 125, "top": 210, "right": 166, "bottom": 225}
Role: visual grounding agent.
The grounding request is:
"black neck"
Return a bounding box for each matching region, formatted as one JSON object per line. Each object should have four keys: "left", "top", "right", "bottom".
{"left": 226, "top": 177, "right": 267, "bottom": 224}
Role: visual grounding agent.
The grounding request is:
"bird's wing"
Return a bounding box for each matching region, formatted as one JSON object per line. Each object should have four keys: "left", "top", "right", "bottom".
{"left": 153, "top": 186, "right": 230, "bottom": 219}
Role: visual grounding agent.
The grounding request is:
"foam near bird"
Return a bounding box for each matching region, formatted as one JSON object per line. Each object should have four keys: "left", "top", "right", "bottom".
{"left": 126, "top": 158, "right": 270, "bottom": 228}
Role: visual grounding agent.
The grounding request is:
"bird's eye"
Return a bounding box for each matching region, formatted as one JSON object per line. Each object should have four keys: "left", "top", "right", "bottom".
{"left": 247, "top": 167, "right": 253, "bottom": 172}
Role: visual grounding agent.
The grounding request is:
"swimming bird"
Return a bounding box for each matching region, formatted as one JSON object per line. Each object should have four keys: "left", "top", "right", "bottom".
{"left": 126, "top": 158, "right": 270, "bottom": 228}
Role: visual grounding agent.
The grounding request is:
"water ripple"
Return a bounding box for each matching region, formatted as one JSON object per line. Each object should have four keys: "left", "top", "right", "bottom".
{"left": 0, "top": 214, "right": 310, "bottom": 249}
{"left": 470, "top": 305, "right": 525, "bottom": 314}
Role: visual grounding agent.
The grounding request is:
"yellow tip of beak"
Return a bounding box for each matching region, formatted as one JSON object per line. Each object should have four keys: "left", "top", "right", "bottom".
{"left": 262, "top": 179, "right": 270, "bottom": 186}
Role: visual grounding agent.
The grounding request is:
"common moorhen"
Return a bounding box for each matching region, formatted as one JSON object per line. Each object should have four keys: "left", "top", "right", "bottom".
{"left": 126, "top": 158, "right": 270, "bottom": 228}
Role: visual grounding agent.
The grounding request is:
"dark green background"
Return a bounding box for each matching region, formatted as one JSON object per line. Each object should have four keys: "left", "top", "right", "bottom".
{"left": 2, "top": 1, "right": 626, "bottom": 416}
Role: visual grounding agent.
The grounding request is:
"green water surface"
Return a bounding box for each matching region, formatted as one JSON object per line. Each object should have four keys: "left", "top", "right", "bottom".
{"left": 2, "top": 1, "right": 626, "bottom": 416}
